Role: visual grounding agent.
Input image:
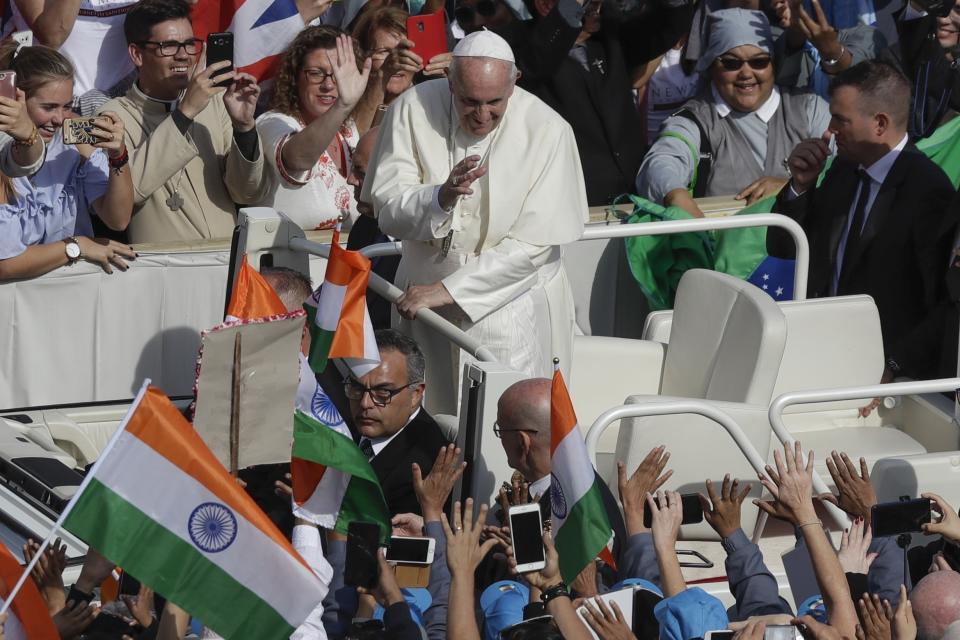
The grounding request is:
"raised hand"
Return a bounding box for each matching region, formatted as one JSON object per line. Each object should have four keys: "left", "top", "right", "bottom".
{"left": 921, "top": 493, "right": 960, "bottom": 544}
{"left": 75, "top": 547, "right": 116, "bottom": 594}
{"left": 84, "top": 112, "right": 127, "bottom": 160}
{"left": 75, "top": 237, "right": 137, "bottom": 274}
{"left": 885, "top": 586, "right": 916, "bottom": 640}
{"left": 819, "top": 452, "right": 877, "bottom": 522}
{"left": 795, "top": 0, "right": 842, "bottom": 59}
{"left": 413, "top": 443, "right": 466, "bottom": 522}
{"left": 23, "top": 537, "right": 67, "bottom": 614}
{"left": 837, "top": 517, "right": 877, "bottom": 574}
{"left": 179, "top": 60, "right": 233, "bottom": 120}
{"left": 787, "top": 131, "right": 832, "bottom": 193}
{"left": 859, "top": 594, "right": 892, "bottom": 640}
{"left": 509, "top": 528, "right": 562, "bottom": 590}
{"left": 0, "top": 89, "right": 36, "bottom": 141}
{"left": 755, "top": 441, "right": 816, "bottom": 527}
{"left": 581, "top": 597, "right": 638, "bottom": 640}
{"left": 53, "top": 600, "right": 98, "bottom": 640}
{"left": 424, "top": 52, "right": 453, "bottom": 77}
{"left": 648, "top": 490, "right": 684, "bottom": 551}
{"left": 122, "top": 583, "right": 155, "bottom": 628}
{"left": 392, "top": 512, "right": 425, "bottom": 537}
{"left": 357, "top": 549, "right": 405, "bottom": 608}
{"left": 617, "top": 445, "right": 673, "bottom": 535}
{"left": 700, "top": 474, "right": 753, "bottom": 539}
{"left": 437, "top": 154, "right": 488, "bottom": 211}
{"left": 222, "top": 72, "right": 261, "bottom": 133}
{"left": 328, "top": 34, "right": 372, "bottom": 112}
{"left": 442, "top": 499, "right": 499, "bottom": 578}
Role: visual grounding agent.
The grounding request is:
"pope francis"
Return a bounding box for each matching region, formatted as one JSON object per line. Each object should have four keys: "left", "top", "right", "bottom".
{"left": 362, "top": 30, "right": 588, "bottom": 415}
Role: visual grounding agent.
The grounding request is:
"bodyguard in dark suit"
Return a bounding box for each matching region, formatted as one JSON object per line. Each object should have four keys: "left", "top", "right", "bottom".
{"left": 769, "top": 61, "right": 957, "bottom": 377}
{"left": 345, "top": 329, "right": 450, "bottom": 517}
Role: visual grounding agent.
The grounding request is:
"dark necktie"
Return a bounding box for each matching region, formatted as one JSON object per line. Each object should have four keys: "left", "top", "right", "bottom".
{"left": 359, "top": 438, "right": 374, "bottom": 459}
{"left": 840, "top": 168, "right": 873, "bottom": 282}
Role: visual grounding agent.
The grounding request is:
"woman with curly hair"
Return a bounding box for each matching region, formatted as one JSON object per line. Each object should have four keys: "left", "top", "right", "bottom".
{"left": 255, "top": 28, "right": 371, "bottom": 230}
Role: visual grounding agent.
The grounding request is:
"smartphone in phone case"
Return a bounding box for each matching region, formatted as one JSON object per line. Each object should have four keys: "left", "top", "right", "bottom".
{"left": 62, "top": 117, "right": 99, "bottom": 145}
{"left": 406, "top": 10, "right": 447, "bottom": 69}
{"left": 0, "top": 71, "right": 16, "bottom": 101}
{"left": 206, "top": 32, "right": 234, "bottom": 88}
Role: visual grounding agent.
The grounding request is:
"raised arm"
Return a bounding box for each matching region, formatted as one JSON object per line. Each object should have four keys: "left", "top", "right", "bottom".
{"left": 442, "top": 499, "right": 500, "bottom": 640}
{"left": 648, "top": 490, "right": 686, "bottom": 597}
{"left": 14, "top": 0, "right": 82, "bottom": 49}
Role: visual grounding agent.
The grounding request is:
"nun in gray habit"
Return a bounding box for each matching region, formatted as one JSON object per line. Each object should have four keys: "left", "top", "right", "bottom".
{"left": 635, "top": 9, "right": 832, "bottom": 216}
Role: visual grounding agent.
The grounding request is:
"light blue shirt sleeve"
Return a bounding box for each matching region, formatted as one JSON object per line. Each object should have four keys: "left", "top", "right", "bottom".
{"left": 80, "top": 149, "right": 111, "bottom": 210}
{"left": 635, "top": 115, "right": 701, "bottom": 203}
{"left": 0, "top": 205, "right": 27, "bottom": 260}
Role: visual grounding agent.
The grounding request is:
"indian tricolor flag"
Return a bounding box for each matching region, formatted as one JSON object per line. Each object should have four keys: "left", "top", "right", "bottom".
{"left": 291, "top": 411, "right": 390, "bottom": 543}
{"left": 304, "top": 229, "right": 379, "bottom": 376}
{"left": 61, "top": 383, "right": 326, "bottom": 640}
{"left": 550, "top": 365, "right": 614, "bottom": 583}
{"left": 0, "top": 543, "right": 57, "bottom": 639}
{"left": 225, "top": 256, "right": 288, "bottom": 321}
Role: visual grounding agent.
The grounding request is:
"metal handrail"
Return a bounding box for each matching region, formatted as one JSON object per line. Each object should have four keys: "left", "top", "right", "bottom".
{"left": 585, "top": 399, "right": 770, "bottom": 485}
{"left": 359, "top": 241, "right": 402, "bottom": 259}
{"left": 288, "top": 236, "right": 497, "bottom": 363}
{"left": 768, "top": 378, "right": 960, "bottom": 528}
{"left": 580, "top": 213, "right": 810, "bottom": 301}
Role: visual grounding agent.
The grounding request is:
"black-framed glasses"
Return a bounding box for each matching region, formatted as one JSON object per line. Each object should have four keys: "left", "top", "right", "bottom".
{"left": 716, "top": 56, "right": 772, "bottom": 72}
{"left": 454, "top": 0, "right": 499, "bottom": 25}
{"left": 344, "top": 379, "right": 422, "bottom": 406}
{"left": 492, "top": 422, "right": 538, "bottom": 439}
{"left": 138, "top": 38, "right": 203, "bottom": 57}
{"left": 302, "top": 67, "right": 336, "bottom": 84}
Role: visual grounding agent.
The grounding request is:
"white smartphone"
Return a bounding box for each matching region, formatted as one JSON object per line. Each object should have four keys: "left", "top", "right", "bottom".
{"left": 704, "top": 631, "right": 735, "bottom": 640}
{"left": 385, "top": 536, "right": 436, "bottom": 565}
{"left": 508, "top": 503, "right": 545, "bottom": 573}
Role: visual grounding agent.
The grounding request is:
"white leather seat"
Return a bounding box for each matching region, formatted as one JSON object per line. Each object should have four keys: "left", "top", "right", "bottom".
{"left": 613, "top": 269, "right": 787, "bottom": 540}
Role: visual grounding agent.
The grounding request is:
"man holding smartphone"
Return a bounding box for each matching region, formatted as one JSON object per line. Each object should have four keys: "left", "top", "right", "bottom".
{"left": 102, "top": 0, "right": 267, "bottom": 244}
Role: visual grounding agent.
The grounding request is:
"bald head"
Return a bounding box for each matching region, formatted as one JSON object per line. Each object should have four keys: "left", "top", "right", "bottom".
{"left": 913, "top": 571, "right": 960, "bottom": 640}
{"left": 496, "top": 377, "right": 552, "bottom": 480}
{"left": 349, "top": 126, "right": 379, "bottom": 216}
{"left": 355, "top": 126, "right": 379, "bottom": 166}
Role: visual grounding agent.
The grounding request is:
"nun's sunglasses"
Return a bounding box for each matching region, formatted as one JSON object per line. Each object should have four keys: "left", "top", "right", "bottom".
{"left": 717, "top": 56, "right": 772, "bottom": 71}
{"left": 455, "top": 0, "right": 498, "bottom": 24}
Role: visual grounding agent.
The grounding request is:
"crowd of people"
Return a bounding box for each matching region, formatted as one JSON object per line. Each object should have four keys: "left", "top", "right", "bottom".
{"left": 3, "top": 0, "right": 960, "bottom": 638}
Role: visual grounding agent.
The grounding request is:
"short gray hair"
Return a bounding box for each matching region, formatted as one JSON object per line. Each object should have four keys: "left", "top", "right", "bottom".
{"left": 261, "top": 266, "right": 313, "bottom": 313}
{"left": 374, "top": 328, "right": 426, "bottom": 384}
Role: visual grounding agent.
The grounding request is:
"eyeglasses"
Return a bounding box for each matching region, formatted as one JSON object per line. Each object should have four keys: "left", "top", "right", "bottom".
{"left": 716, "top": 56, "right": 772, "bottom": 72}
{"left": 492, "top": 422, "right": 537, "bottom": 439}
{"left": 454, "top": 0, "right": 499, "bottom": 25}
{"left": 302, "top": 67, "right": 336, "bottom": 84}
{"left": 344, "top": 379, "right": 422, "bottom": 406}
{"left": 138, "top": 39, "right": 203, "bottom": 57}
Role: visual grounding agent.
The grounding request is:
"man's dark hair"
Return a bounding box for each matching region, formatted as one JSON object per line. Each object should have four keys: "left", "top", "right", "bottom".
{"left": 124, "top": 0, "right": 193, "bottom": 46}
{"left": 828, "top": 60, "right": 911, "bottom": 130}
{"left": 260, "top": 266, "right": 312, "bottom": 311}
{"left": 374, "top": 329, "right": 426, "bottom": 384}
{"left": 501, "top": 617, "right": 564, "bottom": 640}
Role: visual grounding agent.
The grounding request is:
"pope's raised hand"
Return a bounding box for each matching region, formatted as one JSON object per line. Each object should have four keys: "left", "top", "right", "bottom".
{"left": 438, "top": 155, "right": 487, "bottom": 211}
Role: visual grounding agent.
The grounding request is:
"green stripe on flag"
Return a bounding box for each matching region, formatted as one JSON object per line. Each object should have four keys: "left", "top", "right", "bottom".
{"left": 64, "top": 479, "right": 294, "bottom": 640}
{"left": 304, "top": 301, "right": 335, "bottom": 374}
{"left": 554, "top": 479, "right": 611, "bottom": 584}
{"left": 293, "top": 412, "right": 391, "bottom": 544}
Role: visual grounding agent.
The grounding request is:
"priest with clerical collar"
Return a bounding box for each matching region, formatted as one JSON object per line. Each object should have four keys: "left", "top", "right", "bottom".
{"left": 362, "top": 30, "right": 588, "bottom": 415}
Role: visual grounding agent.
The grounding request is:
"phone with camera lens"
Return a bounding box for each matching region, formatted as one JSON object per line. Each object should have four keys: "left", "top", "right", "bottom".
{"left": 643, "top": 493, "right": 704, "bottom": 528}
{"left": 508, "top": 503, "right": 545, "bottom": 573}
{"left": 206, "top": 32, "right": 234, "bottom": 87}
{"left": 871, "top": 498, "right": 933, "bottom": 538}
{"left": 0, "top": 71, "right": 16, "bottom": 101}
{"left": 406, "top": 10, "right": 447, "bottom": 70}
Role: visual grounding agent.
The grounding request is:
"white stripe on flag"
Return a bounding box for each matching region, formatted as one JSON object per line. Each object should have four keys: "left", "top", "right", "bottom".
{"left": 292, "top": 468, "right": 352, "bottom": 528}
{"left": 316, "top": 282, "right": 346, "bottom": 332}
{"left": 0, "top": 602, "right": 25, "bottom": 640}
{"left": 96, "top": 432, "right": 322, "bottom": 625}
{"left": 551, "top": 427, "right": 595, "bottom": 531}
{"left": 228, "top": 3, "right": 306, "bottom": 68}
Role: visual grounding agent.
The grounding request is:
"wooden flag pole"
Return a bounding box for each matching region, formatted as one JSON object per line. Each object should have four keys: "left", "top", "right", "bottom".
{"left": 229, "top": 332, "right": 241, "bottom": 475}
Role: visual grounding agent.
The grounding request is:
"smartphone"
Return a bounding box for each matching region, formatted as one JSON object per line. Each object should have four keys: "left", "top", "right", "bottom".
{"left": 643, "top": 493, "right": 705, "bottom": 528}
{"left": 704, "top": 631, "right": 735, "bottom": 640}
{"left": 206, "top": 32, "right": 234, "bottom": 88}
{"left": 765, "top": 625, "right": 803, "bottom": 640}
{"left": 345, "top": 521, "right": 381, "bottom": 589}
{"left": 385, "top": 535, "right": 436, "bottom": 565}
{"left": 406, "top": 10, "right": 447, "bottom": 70}
{"left": 0, "top": 71, "right": 16, "bottom": 101}
{"left": 871, "top": 498, "right": 933, "bottom": 538}
{"left": 508, "top": 503, "right": 545, "bottom": 573}
{"left": 62, "top": 117, "right": 99, "bottom": 145}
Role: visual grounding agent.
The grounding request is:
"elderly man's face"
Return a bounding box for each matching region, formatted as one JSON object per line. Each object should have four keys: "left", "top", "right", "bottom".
{"left": 450, "top": 57, "right": 516, "bottom": 137}
{"left": 710, "top": 44, "right": 774, "bottom": 113}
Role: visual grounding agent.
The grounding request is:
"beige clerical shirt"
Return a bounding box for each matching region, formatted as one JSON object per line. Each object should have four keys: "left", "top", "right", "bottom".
{"left": 102, "top": 84, "right": 267, "bottom": 244}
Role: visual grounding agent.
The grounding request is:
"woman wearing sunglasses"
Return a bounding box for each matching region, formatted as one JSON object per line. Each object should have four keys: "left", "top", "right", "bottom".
{"left": 255, "top": 28, "right": 371, "bottom": 231}
{"left": 635, "top": 8, "right": 832, "bottom": 216}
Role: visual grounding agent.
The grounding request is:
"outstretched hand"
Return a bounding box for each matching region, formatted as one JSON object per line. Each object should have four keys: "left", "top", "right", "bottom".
{"left": 23, "top": 537, "right": 67, "bottom": 614}
{"left": 648, "top": 490, "right": 684, "bottom": 551}
{"left": 819, "top": 452, "right": 876, "bottom": 521}
{"left": 413, "top": 443, "right": 466, "bottom": 522}
{"left": 442, "top": 499, "right": 500, "bottom": 578}
{"left": 837, "top": 517, "right": 877, "bottom": 574}
{"left": 508, "top": 528, "right": 562, "bottom": 590}
{"left": 618, "top": 445, "right": 673, "bottom": 535}
{"left": 700, "top": 474, "right": 752, "bottom": 539}
{"left": 329, "top": 34, "right": 372, "bottom": 112}
{"left": 754, "top": 441, "right": 817, "bottom": 526}
{"left": 922, "top": 493, "right": 960, "bottom": 544}
{"left": 437, "top": 154, "right": 488, "bottom": 211}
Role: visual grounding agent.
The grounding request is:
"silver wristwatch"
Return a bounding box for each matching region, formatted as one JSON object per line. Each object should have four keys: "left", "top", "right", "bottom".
{"left": 63, "top": 237, "right": 81, "bottom": 263}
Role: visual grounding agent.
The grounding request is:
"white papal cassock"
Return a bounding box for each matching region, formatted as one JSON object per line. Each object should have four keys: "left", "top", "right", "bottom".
{"left": 362, "top": 78, "right": 588, "bottom": 415}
